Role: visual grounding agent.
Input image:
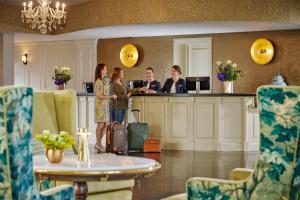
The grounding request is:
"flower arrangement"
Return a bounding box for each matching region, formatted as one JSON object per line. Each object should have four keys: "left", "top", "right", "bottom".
{"left": 36, "top": 130, "right": 75, "bottom": 150}
{"left": 216, "top": 60, "right": 243, "bottom": 82}
{"left": 52, "top": 66, "right": 72, "bottom": 85}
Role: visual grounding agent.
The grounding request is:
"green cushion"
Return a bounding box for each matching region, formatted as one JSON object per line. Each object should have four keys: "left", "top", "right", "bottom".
{"left": 53, "top": 90, "right": 77, "bottom": 141}
{"left": 32, "top": 92, "right": 60, "bottom": 137}
{"left": 32, "top": 90, "right": 78, "bottom": 153}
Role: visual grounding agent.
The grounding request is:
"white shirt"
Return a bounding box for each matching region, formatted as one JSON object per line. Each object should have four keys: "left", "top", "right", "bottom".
{"left": 170, "top": 82, "right": 176, "bottom": 93}
{"left": 146, "top": 81, "right": 150, "bottom": 89}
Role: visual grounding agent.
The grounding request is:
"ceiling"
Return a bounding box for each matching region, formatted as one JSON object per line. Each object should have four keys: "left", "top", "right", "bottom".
{"left": 0, "top": 0, "right": 91, "bottom": 6}
{"left": 14, "top": 22, "right": 300, "bottom": 42}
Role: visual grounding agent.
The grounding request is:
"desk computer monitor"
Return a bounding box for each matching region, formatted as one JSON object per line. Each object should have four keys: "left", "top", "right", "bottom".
{"left": 126, "top": 80, "right": 144, "bottom": 88}
{"left": 83, "top": 82, "right": 94, "bottom": 93}
{"left": 186, "top": 77, "right": 210, "bottom": 92}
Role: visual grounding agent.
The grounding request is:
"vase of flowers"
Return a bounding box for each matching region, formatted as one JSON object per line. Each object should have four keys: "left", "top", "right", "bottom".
{"left": 36, "top": 130, "right": 75, "bottom": 163}
{"left": 216, "top": 60, "right": 243, "bottom": 93}
{"left": 52, "top": 66, "right": 72, "bottom": 90}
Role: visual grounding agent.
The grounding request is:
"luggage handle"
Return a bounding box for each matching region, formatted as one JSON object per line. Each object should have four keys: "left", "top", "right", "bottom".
{"left": 131, "top": 109, "right": 141, "bottom": 123}
{"left": 147, "top": 133, "right": 160, "bottom": 140}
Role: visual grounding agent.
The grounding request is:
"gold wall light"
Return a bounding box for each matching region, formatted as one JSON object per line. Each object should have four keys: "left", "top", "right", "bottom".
{"left": 22, "top": 53, "right": 28, "bottom": 65}
{"left": 120, "top": 44, "right": 139, "bottom": 68}
{"left": 250, "top": 38, "right": 274, "bottom": 65}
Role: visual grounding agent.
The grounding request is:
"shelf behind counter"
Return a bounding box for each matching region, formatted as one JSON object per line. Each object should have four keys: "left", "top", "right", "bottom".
{"left": 77, "top": 92, "right": 259, "bottom": 152}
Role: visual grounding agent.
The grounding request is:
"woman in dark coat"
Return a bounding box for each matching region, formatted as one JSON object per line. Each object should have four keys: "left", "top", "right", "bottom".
{"left": 161, "top": 65, "right": 187, "bottom": 93}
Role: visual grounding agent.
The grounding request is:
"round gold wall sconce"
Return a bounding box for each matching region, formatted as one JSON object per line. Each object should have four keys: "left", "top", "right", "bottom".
{"left": 250, "top": 38, "right": 274, "bottom": 65}
{"left": 120, "top": 44, "right": 139, "bottom": 68}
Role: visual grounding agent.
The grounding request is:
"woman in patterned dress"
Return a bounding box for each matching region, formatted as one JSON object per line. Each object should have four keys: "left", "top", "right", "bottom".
{"left": 94, "top": 63, "right": 117, "bottom": 153}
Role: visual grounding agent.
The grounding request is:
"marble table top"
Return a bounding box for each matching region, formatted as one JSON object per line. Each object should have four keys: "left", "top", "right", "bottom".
{"left": 33, "top": 154, "right": 160, "bottom": 178}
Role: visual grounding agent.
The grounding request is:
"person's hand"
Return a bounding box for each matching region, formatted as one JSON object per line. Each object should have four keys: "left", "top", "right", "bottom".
{"left": 111, "top": 94, "right": 117, "bottom": 99}
{"left": 140, "top": 87, "right": 147, "bottom": 93}
{"left": 127, "top": 92, "right": 132, "bottom": 97}
{"left": 148, "top": 89, "right": 156, "bottom": 94}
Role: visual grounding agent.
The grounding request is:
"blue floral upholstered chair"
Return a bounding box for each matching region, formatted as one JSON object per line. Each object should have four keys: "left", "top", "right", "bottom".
{"left": 0, "top": 86, "right": 74, "bottom": 200}
{"left": 163, "top": 86, "right": 300, "bottom": 200}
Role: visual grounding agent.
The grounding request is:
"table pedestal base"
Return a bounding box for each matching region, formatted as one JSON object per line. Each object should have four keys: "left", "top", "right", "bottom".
{"left": 74, "top": 181, "right": 88, "bottom": 200}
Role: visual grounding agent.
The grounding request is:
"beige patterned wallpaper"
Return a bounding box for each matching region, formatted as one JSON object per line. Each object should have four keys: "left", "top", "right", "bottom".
{"left": 97, "top": 30, "right": 300, "bottom": 93}
{"left": 0, "top": 0, "right": 299, "bottom": 34}
{"left": 62, "top": 0, "right": 300, "bottom": 34}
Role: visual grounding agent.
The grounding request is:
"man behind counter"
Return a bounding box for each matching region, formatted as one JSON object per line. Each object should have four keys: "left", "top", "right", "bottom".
{"left": 143, "top": 67, "right": 161, "bottom": 93}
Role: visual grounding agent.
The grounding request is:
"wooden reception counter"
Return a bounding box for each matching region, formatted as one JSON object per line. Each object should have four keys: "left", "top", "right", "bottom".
{"left": 77, "top": 93, "right": 259, "bottom": 151}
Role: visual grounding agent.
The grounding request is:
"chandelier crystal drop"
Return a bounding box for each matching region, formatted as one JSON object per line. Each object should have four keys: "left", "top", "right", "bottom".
{"left": 21, "top": 0, "right": 66, "bottom": 34}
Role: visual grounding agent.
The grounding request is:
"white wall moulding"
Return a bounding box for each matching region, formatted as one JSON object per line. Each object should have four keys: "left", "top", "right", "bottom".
{"left": 77, "top": 95, "right": 259, "bottom": 151}
{"left": 14, "top": 39, "right": 97, "bottom": 92}
{"left": 173, "top": 37, "right": 212, "bottom": 93}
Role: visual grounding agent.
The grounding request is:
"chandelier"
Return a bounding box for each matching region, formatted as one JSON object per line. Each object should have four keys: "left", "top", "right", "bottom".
{"left": 21, "top": 0, "right": 66, "bottom": 34}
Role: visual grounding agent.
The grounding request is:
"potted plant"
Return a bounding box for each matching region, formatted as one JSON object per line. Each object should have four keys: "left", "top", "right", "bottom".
{"left": 52, "top": 66, "right": 72, "bottom": 90}
{"left": 216, "top": 60, "right": 243, "bottom": 93}
{"left": 36, "top": 130, "right": 75, "bottom": 163}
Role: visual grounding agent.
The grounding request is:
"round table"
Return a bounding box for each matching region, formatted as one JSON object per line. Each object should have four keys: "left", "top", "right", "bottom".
{"left": 33, "top": 154, "right": 161, "bottom": 200}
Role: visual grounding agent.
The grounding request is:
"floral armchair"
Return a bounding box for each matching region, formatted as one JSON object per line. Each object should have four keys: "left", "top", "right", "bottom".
{"left": 164, "top": 86, "right": 300, "bottom": 200}
{"left": 0, "top": 86, "right": 74, "bottom": 200}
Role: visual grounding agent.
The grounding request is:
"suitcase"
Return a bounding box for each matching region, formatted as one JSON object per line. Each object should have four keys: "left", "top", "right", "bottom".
{"left": 128, "top": 109, "right": 148, "bottom": 151}
{"left": 144, "top": 134, "right": 161, "bottom": 153}
{"left": 106, "top": 122, "right": 127, "bottom": 154}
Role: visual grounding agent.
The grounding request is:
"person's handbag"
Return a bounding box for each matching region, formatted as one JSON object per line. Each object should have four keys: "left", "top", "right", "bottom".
{"left": 143, "top": 133, "right": 161, "bottom": 153}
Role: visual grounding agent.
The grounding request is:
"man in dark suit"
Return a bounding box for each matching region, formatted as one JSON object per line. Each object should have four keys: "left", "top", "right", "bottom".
{"left": 143, "top": 67, "right": 161, "bottom": 93}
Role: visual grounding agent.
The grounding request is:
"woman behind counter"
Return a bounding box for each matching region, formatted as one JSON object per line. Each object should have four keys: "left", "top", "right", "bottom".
{"left": 161, "top": 65, "right": 187, "bottom": 93}
{"left": 94, "top": 63, "right": 117, "bottom": 153}
{"left": 110, "top": 67, "right": 145, "bottom": 123}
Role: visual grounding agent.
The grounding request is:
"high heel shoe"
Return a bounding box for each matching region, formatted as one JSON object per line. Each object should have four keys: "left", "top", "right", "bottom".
{"left": 94, "top": 144, "right": 106, "bottom": 154}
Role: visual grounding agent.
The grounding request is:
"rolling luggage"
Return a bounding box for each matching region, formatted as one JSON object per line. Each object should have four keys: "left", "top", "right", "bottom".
{"left": 106, "top": 122, "right": 127, "bottom": 154}
{"left": 106, "top": 103, "right": 127, "bottom": 154}
{"left": 128, "top": 109, "right": 148, "bottom": 151}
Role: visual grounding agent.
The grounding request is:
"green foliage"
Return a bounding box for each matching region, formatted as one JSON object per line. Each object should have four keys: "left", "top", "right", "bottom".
{"left": 216, "top": 60, "right": 243, "bottom": 82}
{"left": 35, "top": 131, "right": 75, "bottom": 150}
{"left": 51, "top": 66, "right": 72, "bottom": 84}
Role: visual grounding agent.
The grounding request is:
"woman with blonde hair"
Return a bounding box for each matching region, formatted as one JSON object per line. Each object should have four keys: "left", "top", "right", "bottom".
{"left": 94, "top": 63, "right": 117, "bottom": 153}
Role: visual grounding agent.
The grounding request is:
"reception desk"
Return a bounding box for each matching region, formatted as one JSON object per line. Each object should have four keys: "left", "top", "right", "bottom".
{"left": 77, "top": 93, "right": 259, "bottom": 151}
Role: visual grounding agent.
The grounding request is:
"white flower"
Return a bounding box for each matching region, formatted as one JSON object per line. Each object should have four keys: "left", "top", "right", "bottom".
{"left": 226, "top": 60, "right": 232, "bottom": 65}
{"left": 43, "top": 130, "right": 50, "bottom": 134}
{"left": 216, "top": 61, "right": 222, "bottom": 67}
{"left": 60, "top": 131, "right": 67, "bottom": 134}
{"left": 232, "top": 63, "right": 237, "bottom": 68}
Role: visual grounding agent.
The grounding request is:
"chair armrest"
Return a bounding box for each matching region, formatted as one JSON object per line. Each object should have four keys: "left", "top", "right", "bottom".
{"left": 229, "top": 168, "right": 254, "bottom": 180}
{"left": 187, "top": 177, "right": 247, "bottom": 199}
{"left": 40, "top": 184, "right": 74, "bottom": 200}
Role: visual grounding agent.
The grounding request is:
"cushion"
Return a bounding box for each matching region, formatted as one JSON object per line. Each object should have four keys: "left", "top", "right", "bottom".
{"left": 32, "top": 92, "right": 59, "bottom": 137}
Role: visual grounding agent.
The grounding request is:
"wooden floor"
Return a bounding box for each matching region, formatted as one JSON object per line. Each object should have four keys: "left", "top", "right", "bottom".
{"left": 130, "top": 150, "right": 257, "bottom": 200}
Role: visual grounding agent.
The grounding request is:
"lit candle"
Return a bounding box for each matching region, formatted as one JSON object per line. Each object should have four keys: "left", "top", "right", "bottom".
{"left": 29, "top": 1, "right": 32, "bottom": 7}
{"left": 23, "top": 2, "right": 26, "bottom": 7}
{"left": 56, "top": 2, "right": 60, "bottom": 9}
{"left": 62, "top": 3, "right": 65, "bottom": 11}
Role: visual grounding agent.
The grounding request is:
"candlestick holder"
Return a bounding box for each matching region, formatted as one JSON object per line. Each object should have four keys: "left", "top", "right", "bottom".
{"left": 77, "top": 128, "right": 91, "bottom": 163}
